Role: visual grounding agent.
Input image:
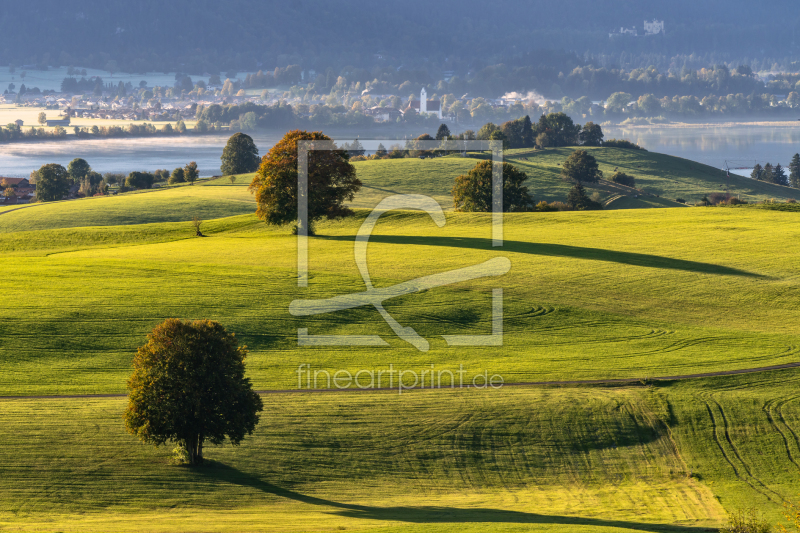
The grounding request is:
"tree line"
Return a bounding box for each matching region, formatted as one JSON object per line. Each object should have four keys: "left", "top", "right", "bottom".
{"left": 30, "top": 158, "right": 201, "bottom": 202}
{"left": 752, "top": 155, "right": 800, "bottom": 188}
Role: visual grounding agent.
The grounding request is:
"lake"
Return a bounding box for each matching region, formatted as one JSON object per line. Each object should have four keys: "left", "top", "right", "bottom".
{"left": 604, "top": 123, "right": 800, "bottom": 176}
{"left": 0, "top": 133, "right": 283, "bottom": 178}
{"left": 1, "top": 123, "right": 799, "bottom": 178}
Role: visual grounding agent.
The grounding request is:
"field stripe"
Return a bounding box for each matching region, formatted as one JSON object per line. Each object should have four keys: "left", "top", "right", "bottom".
{"left": 3, "top": 360, "right": 800, "bottom": 400}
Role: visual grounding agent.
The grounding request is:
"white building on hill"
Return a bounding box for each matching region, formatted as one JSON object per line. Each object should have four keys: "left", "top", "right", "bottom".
{"left": 405, "top": 88, "right": 443, "bottom": 119}
{"left": 644, "top": 19, "right": 665, "bottom": 35}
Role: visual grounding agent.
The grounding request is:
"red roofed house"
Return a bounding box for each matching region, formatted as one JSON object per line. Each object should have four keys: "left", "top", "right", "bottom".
{"left": 0, "top": 177, "right": 35, "bottom": 204}
{"left": 405, "top": 88, "right": 443, "bottom": 119}
{"left": 365, "top": 106, "right": 403, "bottom": 122}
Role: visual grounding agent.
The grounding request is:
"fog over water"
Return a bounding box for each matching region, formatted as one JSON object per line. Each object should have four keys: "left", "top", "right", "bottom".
{"left": 0, "top": 133, "right": 283, "bottom": 178}
{"left": 604, "top": 124, "right": 800, "bottom": 176}
{"left": 1, "top": 125, "right": 799, "bottom": 178}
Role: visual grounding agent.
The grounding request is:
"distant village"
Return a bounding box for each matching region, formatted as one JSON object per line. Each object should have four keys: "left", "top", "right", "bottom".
{"left": 609, "top": 19, "right": 665, "bottom": 39}
{"left": 1, "top": 77, "right": 515, "bottom": 127}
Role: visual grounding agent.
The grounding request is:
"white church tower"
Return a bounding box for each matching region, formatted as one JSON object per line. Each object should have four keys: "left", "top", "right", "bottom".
{"left": 419, "top": 88, "right": 427, "bottom": 115}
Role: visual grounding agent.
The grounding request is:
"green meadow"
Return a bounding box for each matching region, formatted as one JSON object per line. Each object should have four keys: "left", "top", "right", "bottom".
{"left": 1, "top": 147, "right": 799, "bottom": 531}
{"left": 351, "top": 147, "right": 800, "bottom": 207}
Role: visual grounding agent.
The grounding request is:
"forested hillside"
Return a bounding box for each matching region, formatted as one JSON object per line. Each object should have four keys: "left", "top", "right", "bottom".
{"left": 1, "top": 0, "right": 799, "bottom": 74}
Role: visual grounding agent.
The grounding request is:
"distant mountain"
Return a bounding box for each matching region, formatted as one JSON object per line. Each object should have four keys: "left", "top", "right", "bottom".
{"left": 1, "top": 0, "right": 799, "bottom": 73}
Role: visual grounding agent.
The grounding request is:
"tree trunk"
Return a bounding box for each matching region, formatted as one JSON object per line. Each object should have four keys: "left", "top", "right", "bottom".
{"left": 186, "top": 435, "right": 197, "bottom": 465}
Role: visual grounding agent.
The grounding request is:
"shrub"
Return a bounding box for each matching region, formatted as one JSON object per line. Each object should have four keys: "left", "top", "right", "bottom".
{"left": 603, "top": 139, "right": 646, "bottom": 151}
{"left": 727, "top": 197, "right": 748, "bottom": 205}
{"left": 709, "top": 192, "right": 729, "bottom": 205}
{"left": 675, "top": 198, "right": 686, "bottom": 204}
{"left": 534, "top": 200, "right": 559, "bottom": 212}
{"left": 566, "top": 182, "right": 603, "bottom": 211}
{"left": 548, "top": 201, "right": 571, "bottom": 211}
{"left": 720, "top": 509, "right": 771, "bottom": 533}
{"left": 610, "top": 171, "right": 636, "bottom": 187}
{"left": 350, "top": 155, "right": 368, "bottom": 161}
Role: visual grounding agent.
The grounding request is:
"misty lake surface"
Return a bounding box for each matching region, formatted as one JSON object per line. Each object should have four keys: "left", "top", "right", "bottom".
{"left": 604, "top": 123, "right": 800, "bottom": 175}
{"left": 0, "top": 133, "right": 283, "bottom": 178}
{"left": 1, "top": 124, "right": 800, "bottom": 178}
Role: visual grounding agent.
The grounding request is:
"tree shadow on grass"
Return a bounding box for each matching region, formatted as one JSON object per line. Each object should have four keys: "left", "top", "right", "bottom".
{"left": 195, "top": 462, "right": 712, "bottom": 533}
{"left": 318, "top": 234, "right": 763, "bottom": 278}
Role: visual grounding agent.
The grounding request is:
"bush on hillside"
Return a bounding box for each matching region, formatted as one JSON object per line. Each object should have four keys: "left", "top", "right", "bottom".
{"left": 709, "top": 192, "right": 729, "bottom": 205}
{"left": 610, "top": 171, "right": 636, "bottom": 187}
{"left": 566, "top": 182, "right": 602, "bottom": 210}
{"left": 719, "top": 509, "right": 771, "bottom": 533}
{"left": 603, "top": 139, "right": 646, "bottom": 151}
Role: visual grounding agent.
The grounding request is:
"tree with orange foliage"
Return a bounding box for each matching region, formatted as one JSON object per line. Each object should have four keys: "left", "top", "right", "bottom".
{"left": 249, "top": 130, "right": 361, "bottom": 234}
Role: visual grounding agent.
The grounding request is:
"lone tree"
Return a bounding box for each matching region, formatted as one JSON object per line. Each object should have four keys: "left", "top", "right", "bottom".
{"left": 435, "top": 123, "right": 451, "bottom": 140}
{"left": 124, "top": 319, "right": 263, "bottom": 466}
{"left": 580, "top": 122, "right": 604, "bottom": 146}
{"left": 452, "top": 161, "right": 532, "bottom": 212}
{"left": 249, "top": 130, "right": 361, "bottom": 233}
{"left": 35, "top": 163, "right": 70, "bottom": 202}
{"left": 38, "top": 112, "right": 46, "bottom": 125}
{"left": 169, "top": 167, "right": 185, "bottom": 184}
{"left": 125, "top": 171, "right": 155, "bottom": 190}
{"left": 184, "top": 162, "right": 199, "bottom": 185}
{"left": 221, "top": 132, "right": 260, "bottom": 176}
{"left": 790, "top": 153, "right": 800, "bottom": 188}
{"left": 67, "top": 158, "right": 92, "bottom": 183}
{"left": 561, "top": 149, "right": 603, "bottom": 184}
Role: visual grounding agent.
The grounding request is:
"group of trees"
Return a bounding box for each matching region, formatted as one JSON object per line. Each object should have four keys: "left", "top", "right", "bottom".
{"left": 0, "top": 120, "right": 205, "bottom": 146}
{"left": 31, "top": 158, "right": 202, "bottom": 202}
{"left": 469, "top": 114, "right": 602, "bottom": 150}
{"left": 32, "top": 158, "right": 109, "bottom": 201}
{"left": 751, "top": 157, "right": 800, "bottom": 187}
{"left": 129, "top": 162, "right": 199, "bottom": 189}
{"left": 0, "top": 122, "right": 68, "bottom": 143}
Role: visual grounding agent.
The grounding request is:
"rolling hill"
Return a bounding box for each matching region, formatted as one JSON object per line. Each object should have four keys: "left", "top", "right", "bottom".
{"left": 1, "top": 153, "right": 800, "bottom": 531}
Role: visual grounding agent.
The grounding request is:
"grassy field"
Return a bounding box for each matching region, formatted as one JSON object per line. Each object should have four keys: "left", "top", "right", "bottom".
{"left": 1, "top": 371, "right": 799, "bottom": 531}
{"left": 350, "top": 147, "right": 799, "bottom": 207}
{"left": 2, "top": 177, "right": 800, "bottom": 395}
{"left": 2, "top": 158, "right": 800, "bottom": 531}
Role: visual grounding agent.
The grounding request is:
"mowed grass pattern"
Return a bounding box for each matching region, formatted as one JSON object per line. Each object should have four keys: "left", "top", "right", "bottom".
{"left": 0, "top": 386, "right": 727, "bottom": 532}
{"left": 2, "top": 371, "right": 800, "bottom": 531}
